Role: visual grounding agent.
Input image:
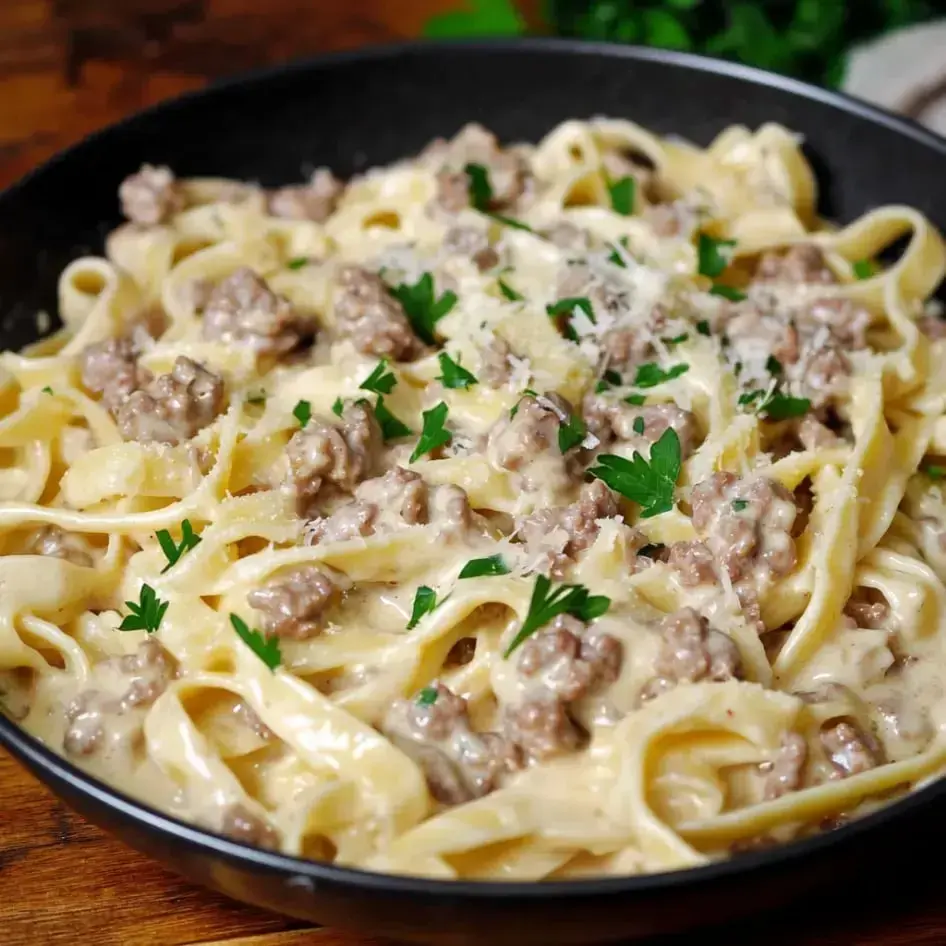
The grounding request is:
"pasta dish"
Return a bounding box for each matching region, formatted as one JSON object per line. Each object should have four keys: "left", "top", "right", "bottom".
{"left": 2, "top": 117, "right": 946, "bottom": 881}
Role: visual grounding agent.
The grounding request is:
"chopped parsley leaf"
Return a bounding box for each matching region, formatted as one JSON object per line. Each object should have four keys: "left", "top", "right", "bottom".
{"left": 607, "top": 236, "right": 630, "bottom": 267}
{"left": 41, "top": 386, "right": 53, "bottom": 395}
{"left": 119, "top": 584, "right": 169, "bottom": 634}
{"left": 374, "top": 396, "right": 412, "bottom": 442}
{"left": 156, "top": 519, "right": 201, "bottom": 574}
{"left": 696, "top": 320, "right": 711, "bottom": 336}
{"left": 738, "top": 389, "right": 766, "bottom": 406}
{"left": 390, "top": 273, "right": 458, "bottom": 345}
{"left": 632, "top": 416, "right": 646, "bottom": 435}
{"left": 504, "top": 575, "right": 611, "bottom": 658}
{"left": 558, "top": 412, "right": 586, "bottom": 453}
{"left": 607, "top": 176, "right": 636, "bottom": 216}
{"left": 416, "top": 686, "right": 439, "bottom": 706}
{"left": 587, "top": 427, "right": 681, "bottom": 519}
{"left": 498, "top": 278, "right": 523, "bottom": 301}
{"left": 632, "top": 362, "right": 689, "bottom": 388}
{"left": 509, "top": 389, "right": 538, "bottom": 418}
{"left": 410, "top": 401, "right": 451, "bottom": 462}
{"left": 710, "top": 284, "right": 747, "bottom": 302}
{"left": 436, "top": 352, "right": 478, "bottom": 390}
{"left": 663, "top": 333, "right": 689, "bottom": 347}
{"left": 359, "top": 359, "right": 398, "bottom": 396}
{"left": 698, "top": 234, "right": 737, "bottom": 279}
{"left": 489, "top": 213, "right": 533, "bottom": 232}
{"left": 230, "top": 614, "right": 281, "bottom": 670}
{"left": 547, "top": 296, "right": 594, "bottom": 343}
{"left": 331, "top": 397, "right": 344, "bottom": 417}
{"left": 762, "top": 392, "right": 811, "bottom": 420}
{"left": 407, "top": 586, "right": 439, "bottom": 630}
{"left": 625, "top": 393, "right": 646, "bottom": 406}
{"left": 596, "top": 369, "right": 623, "bottom": 393}
{"left": 853, "top": 259, "right": 876, "bottom": 280}
{"left": 924, "top": 464, "right": 946, "bottom": 480}
{"left": 465, "top": 162, "right": 492, "bottom": 211}
{"left": 459, "top": 555, "right": 510, "bottom": 579}
{"left": 292, "top": 399, "right": 312, "bottom": 427}
{"left": 766, "top": 355, "right": 783, "bottom": 376}
{"left": 732, "top": 499, "right": 749, "bottom": 512}
{"left": 287, "top": 257, "right": 309, "bottom": 270}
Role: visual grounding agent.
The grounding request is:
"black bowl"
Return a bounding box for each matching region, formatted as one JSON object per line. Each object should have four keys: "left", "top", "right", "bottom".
{"left": 2, "top": 39, "right": 946, "bottom": 946}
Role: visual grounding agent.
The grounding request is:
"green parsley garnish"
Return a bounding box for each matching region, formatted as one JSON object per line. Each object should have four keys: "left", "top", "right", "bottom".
{"left": 459, "top": 555, "right": 510, "bottom": 579}
{"left": 390, "top": 273, "right": 458, "bottom": 345}
{"left": 504, "top": 575, "right": 611, "bottom": 658}
{"left": 509, "top": 388, "right": 538, "bottom": 419}
{"left": 373, "top": 396, "right": 412, "bottom": 441}
{"left": 465, "top": 162, "right": 493, "bottom": 211}
{"left": 852, "top": 259, "right": 875, "bottom": 280}
{"left": 587, "top": 427, "right": 682, "bottom": 519}
{"left": 408, "top": 586, "right": 439, "bottom": 629}
{"left": 410, "top": 401, "right": 451, "bottom": 462}
{"left": 710, "top": 284, "right": 747, "bottom": 302}
{"left": 547, "top": 296, "right": 594, "bottom": 342}
{"left": 696, "top": 320, "right": 711, "bottom": 336}
{"left": 698, "top": 234, "right": 736, "bottom": 279}
{"left": 41, "top": 386, "right": 53, "bottom": 395}
{"left": 632, "top": 362, "right": 689, "bottom": 388}
{"left": 625, "top": 393, "right": 646, "bottom": 406}
{"left": 119, "top": 584, "right": 169, "bottom": 634}
{"left": 359, "top": 359, "right": 398, "bottom": 396}
{"left": 632, "top": 416, "right": 646, "bottom": 435}
{"left": 490, "top": 214, "right": 533, "bottom": 232}
{"left": 287, "top": 257, "right": 308, "bottom": 270}
{"left": 595, "top": 369, "right": 623, "bottom": 393}
{"left": 331, "top": 397, "right": 344, "bottom": 417}
{"left": 230, "top": 614, "right": 281, "bottom": 671}
{"left": 923, "top": 464, "right": 946, "bottom": 480}
{"left": 558, "top": 412, "right": 586, "bottom": 453}
{"left": 732, "top": 499, "right": 749, "bottom": 512}
{"left": 416, "top": 686, "right": 439, "bottom": 706}
{"left": 498, "top": 278, "right": 523, "bottom": 301}
{"left": 607, "top": 236, "right": 630, "bottom": 268}
{"left": 663, "top": 333, "right": 689, "bottom": 347}
{"left": 292, "top": 399, "right": 312, "bottom": 427}
{"left": 766, "top": 356, "right": 783, "bottom": 375}
{"left": 436, "top": 352, "right": 478, "bottom": 390}
{"left": 607, "top": 176, "right": 635, "bottom": 216}
{"left": 156, "top": 519, "right": 201, "bottom": 574}
{"left": 740, "top": 388, "right": 811, "bottom": 420}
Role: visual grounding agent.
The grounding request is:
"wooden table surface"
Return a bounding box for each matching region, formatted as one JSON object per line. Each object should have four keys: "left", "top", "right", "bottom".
{"left": 2, "top": 2, "right": 945, "bottom": 944}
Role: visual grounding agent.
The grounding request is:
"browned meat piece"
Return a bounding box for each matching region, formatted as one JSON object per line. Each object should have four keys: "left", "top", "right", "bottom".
{"left": 305, "top": 501, "right": 379, "bottom": 546}
{"left": 79, "top": 335, "right": 153, "bottom": 414}
{"left": 487, "top": 392, "right": 577, "bottom": 493}
{"left": 805, "top": 298, "right": 871, "bottom": 349}
{"left": 119, "top": 164, "right": 184, "bottom": 226}
{"left": 219, "top": 803, "right": 280, "bottom": 849}
{"left": 919, "top": 314, "right": 946, "bottom": 338}
{"left": 116, "top": 356, "right": 224, "bottom": 445}
{"left": 820, "top": 720, "right": 882, "bottom": 777}
{"left": 755, "top": 244, "right": 837, "bottom": 285}
{"left": 286, "top": 401, "right": 382, "bottom": 509}
{"left": 583, "top": 394, "right": 699, "bottom": 458}
{"left": 383, "top": 682, "right": 520, "bottom": 805}
{"left": 267, "top": 168, "right": 344, "bottom": 222}
{"left": 690, "top": 472, "right": 798, "bottom": 584}
{"left": 797, "top": 415, "right": 843, "bottom": 451}
{"left": 356, "top": 466, "right": 429, "bottom": 525}
{"left": 479, "top": 337, "right": 513, "bottom": 387}
{"left": 426, "top": 123, "right": 531, "bottom": 212}
{"left": 543, "top": 222, "right": 592, "bottom": 252}
{"left": 844, "top": 589, "right": 890, "bottom": 629}
{"left": 27, "top": 526, "right": 94, "bottom": 567}
{"left": 202, "top": 267, "right": 309, "bottom": 356}
{"left": 333, "top": 265, "right": 422, "bottom": 361}
{"left": 445, "top": 637, "right": 477, "bottom": 667}
{"left": 667, "top": 540, "right": 717, "bottom": 586}
{"left": 598, "top": 327, "right": 656, "bottom": 375}
{"left": 503, "top": 697, "right": 582, "bottom": 760}
{"left": 517, "top": 613, "right": 622, "bottom": 701}
{"left": 763, "top": 733, "right": 808, "bottom": 800}
{"left": 63, "top": 639, "right": 177, "bottom": 757}
{"left": 643, "top": 201, "right": 696, "bottom": 239}
{"left": 443, "top": 226, "right": 499, "bottom": 271}
{"left": 516, "top": 479, "right": 621, "bottom": 577}
{"left": 247, "top": 565, "right": 338, "bottom": 641}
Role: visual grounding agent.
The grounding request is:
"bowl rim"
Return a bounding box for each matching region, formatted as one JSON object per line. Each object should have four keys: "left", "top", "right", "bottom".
{"left": 2, "top": 36, "right": 945, "bottom": 901}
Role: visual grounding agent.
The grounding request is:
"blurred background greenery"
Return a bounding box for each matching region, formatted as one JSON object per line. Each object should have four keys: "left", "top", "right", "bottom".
{"left": 424, "top": 0, "right": 942, "bottom": 88}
